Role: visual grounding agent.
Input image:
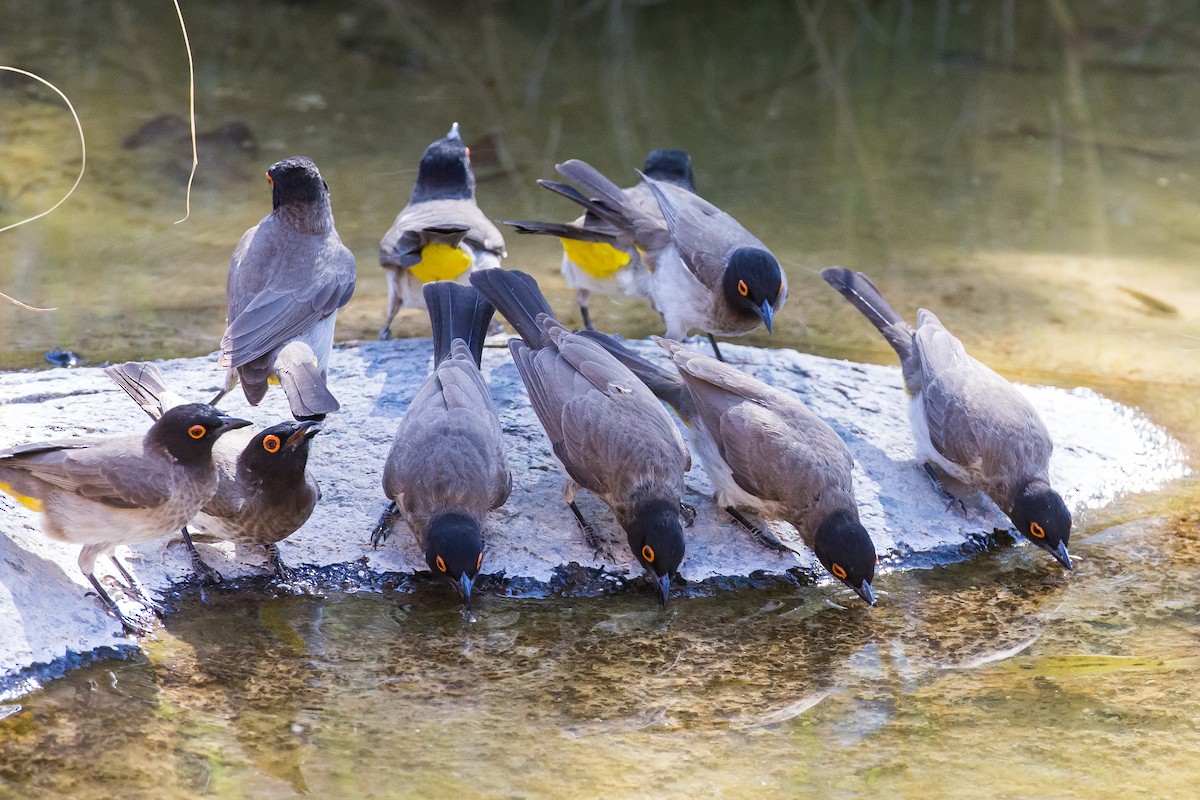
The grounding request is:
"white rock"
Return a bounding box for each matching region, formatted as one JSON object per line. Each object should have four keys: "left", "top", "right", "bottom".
{"left": 0, "top": 339, "right": 1187, "bottom": 688}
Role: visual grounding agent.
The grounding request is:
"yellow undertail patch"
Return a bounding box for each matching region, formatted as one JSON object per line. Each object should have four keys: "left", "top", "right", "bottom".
{"left": 411, "top": 243, "right": 472, "bottom": 283}
{"left": 0, "top": 482, "right": 45, "bottom": 512}
{"left": 561, "top": 239, "right": 630, "bottom": 280}
{"left": 268, "top": 375, "right": 282, "bottom": 386}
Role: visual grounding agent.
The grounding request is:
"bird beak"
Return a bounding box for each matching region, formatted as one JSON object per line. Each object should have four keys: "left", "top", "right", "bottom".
{"left": 216, "top": 415, "right": 252, "bottom": 434}
{"left": 854, "top": 580, "right": 876, "bottom": 606}
{"left": 284, "top": 420, "right": 322, "bottom": 450}
{"left": 458, "top": 572, "right": 474, "bottom": 609}
{"left": 655, "top": 573, "right": 672, "bottom": 607}
{"left": 447, "top": 121, "right": 461, "bottom": 141}
{"left": 1050, "top": 540, "right": 1073, "bottom": 571}
{"left": 757, "top": 300, "right": 774, "bottom": 333}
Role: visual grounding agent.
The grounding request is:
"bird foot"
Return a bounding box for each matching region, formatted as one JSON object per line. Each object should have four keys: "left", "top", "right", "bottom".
{"left": 370, "top": 502, "right": 401, "bottom": 549}
{"left": 180, "top": 527, "right": 222, "bottom": 585}
{"left": 726, "top": 507, "right": 793, "bottom": 553}
{"left": 378, "top": 327, "right": 393, "bottom": 341}
{"left": 569, "top": 501, "right": 612, "bottom": 559}
{"left": 87, "top": 574, "right": 154, "bottom": 635}
{"left": 680, "top": 501, "right": 697, "bottom": 528}
{"left": 923, "top": 463, "right": 967, "bottom": 514}
{"left": 266, "top": 544, "right": 294, "bottom": 583}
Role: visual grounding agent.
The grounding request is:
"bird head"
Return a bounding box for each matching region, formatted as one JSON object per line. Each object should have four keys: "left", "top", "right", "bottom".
{"left": 643, "top": 149, "right": 695, "bottom": 191}
{"left": 1011, "top": 480, "right": 1073, "bottom": 570}
{"left": 627, "top": 499, "right": 686, "bottom": 606}
{"left": 266, "top": 156, "right": 328, "bottom": 209}
{"left": 425, "top": 512, "right": 484, "bottom": 608}
{"left": 238, "top": 420, "right": 320, "bottom": 481}
{"left": 723, "top": 247, "right": 785, "bottom": 333}
{"left": 812, "top": 509, "right": 878, "bottom": 605}
{"left": 412, "top": 123, "right": 475, "bottom": 203}
{"left": 152, "top": 403, "right": 251, "bottom": 465}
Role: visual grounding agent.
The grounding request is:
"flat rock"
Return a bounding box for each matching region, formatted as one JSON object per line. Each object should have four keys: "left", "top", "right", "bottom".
{"left": 0, "top": 339, "right": 1188, "bottom": 691}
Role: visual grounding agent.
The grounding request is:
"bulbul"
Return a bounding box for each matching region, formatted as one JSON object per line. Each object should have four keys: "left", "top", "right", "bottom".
{"left": 822, "top": 267, "right": 1073, "bottom": 570}
{"left": 378, "top": 123, "right": 507, "bottom": 340}
{"left": 372, "top": 281, "right": 510, "bottom": 609}
{"left": 106, "top": 362, "right": 321, "bottom": 583}
{"left": 536, "top": 158, "right": 786, "bottom": 360}
{"left": 504, "top": 149, "right": 696, "bottom": 331}
{"left": 0, "top": 404, "right": 249, "bottom": 629}
{"left": 216, "top": 156, "right": 357, "bottom": 420}
{"left": 582, "top": 331, "right": 878, "bottom": 604}
{"left": 470, "top": 268, "right": 691, "bottom": 605}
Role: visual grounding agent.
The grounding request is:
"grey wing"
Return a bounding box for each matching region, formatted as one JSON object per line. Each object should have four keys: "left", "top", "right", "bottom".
{"left": 221, "top": 230, "right": 356, "bottom": 369}
{"left": 641, "top": 176, "right": 767, "bottom": 286}
{"left": 381, "top": 200, "right": 505, "bottom": 267}
{"left": 0, "top": 438, "right": 173, "bottom": 509}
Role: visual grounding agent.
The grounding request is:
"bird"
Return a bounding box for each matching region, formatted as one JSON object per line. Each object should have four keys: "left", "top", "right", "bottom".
{"left": 533, "top": 157, "right": 787, "bottom": 361}
{"left": 378, "top": 122, "right": 507, "bottom": 340}
{"left": 504, "top": 149, "right": 697, "bottom": 331}
{"left": 215, "top": 155, "right": 357, "bottom": 420}
{"left": 821, "top": 267, "right": 1073, "bottom": 570}
{"left": 0, "top": 404, "right": 250, "bottom": 630}
{"left": 371, "top": 281, "right": 510, "bottom": 608}
{"left": 470, "top": 268, "right": 691, "bottom": 605}
{"left": 581, "top": 331, "right": 878, "bottom": 604}
{"left": 105, "top": 362, "right": 322, "bottom": 583}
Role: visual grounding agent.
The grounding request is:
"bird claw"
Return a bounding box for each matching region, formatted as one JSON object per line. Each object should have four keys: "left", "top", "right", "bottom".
{"left": 190, "top": 554, "right": 224, "bottom": 587}
{"left": 923, "top": 463, "right": 966, "bottom": 514}
{"left": 370, "top": 502, "right": 400, "bottom": 549}
{"left": 680, "top": 501, "right": 697, "bottom": 528}
{"left": 378, "top": 327, "right": 393, "bottom": 341}
{"left": 266, "top": 544, "right": 293, "bottom": 583}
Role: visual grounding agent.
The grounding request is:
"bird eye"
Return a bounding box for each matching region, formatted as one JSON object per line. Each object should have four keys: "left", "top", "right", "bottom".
{"left": 641, "top": 544, "right": 655, "bottom": 563}
{"left": 263, "top": 435, "right": 281, "bottom": 453}
{"left": 188, "top": 424, "right": 206, "bottom": 440}
{"left": 737, "top": 279, "right": 749, "bottom": 297}
{"left": 476, "top": 552, "right": 483, "bottom": 570}
{"left": 436, "top": 555, "right": 447, "bottom": 573}
{"left": 265, "top": 171, "right": 274, "bottom": 189}
{"left": 1029, "top": 522, "right": 1046, "bottom": 539}
{"left": 831, "top": 563, "right": 847, "bottom": 580}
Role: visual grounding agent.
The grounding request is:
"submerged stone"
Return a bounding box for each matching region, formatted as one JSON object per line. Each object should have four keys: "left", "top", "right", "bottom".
{"left": 0, "top": 339, "right": 1188, "bottom": 692}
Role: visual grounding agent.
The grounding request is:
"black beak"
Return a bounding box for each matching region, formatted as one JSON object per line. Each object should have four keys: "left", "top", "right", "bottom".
{"left": 284, "top": 420, "right": 322, "bottom": 450}
{"left": 854, "top": 580, "right": 877, "bottom": 606}
{"left": 458, "top": 572, "right": 474, "bottom": 610}
{"left": 655, "top": 573, "right": 672, "bottom": 607}
{"left": 1050, "top": 540, "right": 1073, "bottom": 571}
{"left": 757, "top": 300, "right": 774, "bottom": 333}
{"left": 215, "top": 415, "right": 252, "bottom": 434}
{"left": 446, "top": 121, "right": 461, "bottom": 141}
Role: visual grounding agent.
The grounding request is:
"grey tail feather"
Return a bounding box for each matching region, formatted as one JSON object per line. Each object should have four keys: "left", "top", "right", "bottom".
{"left": 575, "top": 330, "right": 696, "bottom": 423}
{"left": 555, "top": 159, "right": 629, "bottom": 209}
{"left": 535, "top": 180, "right": 629, "bottom": 232}
{"left": 820, "top": 267, "right": 914, "bottom": 357}
{"left": 274, "top": 342, "right": 339, "bottom": 420}
{"left": 423, "top": 281, "right": 495, "bottom": 368}
{"left": 469, "top": 269, "right": 558, "bottom": 349}
{"left": 103, "top": 361, "right": 169, "bottom": 421}
{"left": 502, "top": 219, "right": 617, "bottom": 244}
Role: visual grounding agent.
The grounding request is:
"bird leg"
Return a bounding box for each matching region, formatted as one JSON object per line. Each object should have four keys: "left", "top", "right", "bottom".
{"left": 370, "top": 501, "right": 401, "bottom": 548}
{"left": 578, "top": 288, "right": 595, "bottom": 331}
{"left": 568, "top": 501, "right": 606, "bottom": 556}
{"left": 265, "top": 543, "right": 293, "bottom": 583}
{"left": 922, "top": 463, "right": 967, "bottom": 513}
{"left": 208, "top": 387, "right": 230, "bottom": 407}
{"left": 180, "top": 527, "right": 223, "bottom": 586}
{"left": 725, "top": 507, "right": 793, "bottom": 553}
{"left": 107, "top": 555, "right": 164, "bottom": 615}
{"left": 707, "top": 334, "right": 726, "bottom": 363}
{"left": 680, "top": 500, "right": 697, "bottom": 528}
{"left": 86, "top": 573, "right": 148, "bottom": 636}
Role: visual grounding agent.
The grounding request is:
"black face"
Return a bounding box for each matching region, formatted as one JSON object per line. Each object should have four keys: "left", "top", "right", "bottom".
{"left": 425, "top": 511, "right": 485, "bottom": 608}
{"left": 239, "top": 420, "right": 320, "bottom": 481}
{"left": 722, "top": 247, "right": 784, "bottom": 333}
{"left": 643, "top": 149, "right": 695, "bottom": 191}
{"left": 411, "top": 124, "right": 474, "bottom": 203}
{"left": 627, "top": 499, "right": 686, "bottom": 606}
{"left": 1011, "top": 481, "right": 1073, "bottom": 570}
{"left": 152, "top": 403, "right": 251, "bottom": 464}
{"left": 267, "top": 156, "right": 327, "bottom": 209}
{"left": 812, "top": 509, "right": 877, "bottom": 605}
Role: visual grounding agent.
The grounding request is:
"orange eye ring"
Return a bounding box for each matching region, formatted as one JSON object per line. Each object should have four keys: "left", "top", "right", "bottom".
{"left": 831, "top": 563, "right": 847, "bottom": 580}
{"left": 188, "top": 424, "right": 206, "bottom": 440}
{"left": 435, "top": 555, "right": 447, "bottom": 573}
{"left": 641, "top": 544, "right": 655, "bottom": 563}
{"left": 263, "top": 435, "right": 281, "bottom": 454}
{"left": 1029, "top": 522, "right": 1046, "bottom": 539}
{"left": 737, "top": 279, "right": 749, "bottom": 297}
{"left": 476, "top": 552, "right": 483, "bottom": 571}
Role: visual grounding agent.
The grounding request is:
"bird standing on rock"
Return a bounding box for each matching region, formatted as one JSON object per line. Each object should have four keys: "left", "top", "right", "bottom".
{"left": 372, "top": 282, "right": 511, "bottom": 609}
{"left": 505, "top": 149, "right": 697, "bottom": 331}
{"left": 106, "top": 362, "right": 321, "bottom": 584}
{"left": 583, "top": 331, "right": 878, "bottom": 605}
{"left": 215, "top": 156, "right": 357, "bottom": 421}
{"left": 821, "top": 267, "right": 1073, "bottom": 570}
{"left": 378, "top": 123, "right": 506, "bottom": 339}
{"left": 470, "top": 268, "right": 692, "bottom": 606}
{"left": 0, "top": 404, "right": 249, "bottom": 631}
{"left": 537, "top": 157, "right": 786, "bottom": 360}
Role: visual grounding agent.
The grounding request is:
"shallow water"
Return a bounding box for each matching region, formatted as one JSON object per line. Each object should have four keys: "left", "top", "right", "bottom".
{"left": 1, "top": 1, "right": 1199, "bottom": 797}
